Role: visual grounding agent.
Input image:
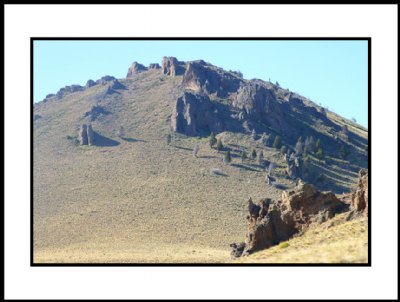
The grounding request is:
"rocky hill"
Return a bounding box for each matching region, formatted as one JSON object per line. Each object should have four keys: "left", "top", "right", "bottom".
{"left": 33, "top": 56, "right": 368, "bottom": 263}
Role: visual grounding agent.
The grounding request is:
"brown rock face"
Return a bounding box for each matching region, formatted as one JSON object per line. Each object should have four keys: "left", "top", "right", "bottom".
{"left": 87, "top": 124, "right": 94, "bottom": 146}
{"left": 126, "top": 62, "right": 147, "bottom": 77}
{"left": 351, "top": 169, "right": 369, "bottom": 215}
{"left": 281, "top": 183, "right": 347, "bottom": 230}
{"left": 231, "top": 183, "right": 348, "bottom": 258}
{"left": 161, "top": 56, "right": 184, "bottom": 76}
{"left": 79, "top": 124, "right": 88, "bottom": 145}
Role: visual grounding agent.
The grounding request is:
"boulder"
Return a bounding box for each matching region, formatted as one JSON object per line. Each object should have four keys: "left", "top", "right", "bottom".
{"left": 126, "top": 62, "right": 147, "bottom": 77}
{"left": 161, "top": 56, "right": 184, "bottom": 76}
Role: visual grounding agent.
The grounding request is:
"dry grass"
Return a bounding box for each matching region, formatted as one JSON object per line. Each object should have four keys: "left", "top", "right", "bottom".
{"left": 235, "top": 213, "right": 368, "bottom": 264}
{"left": 33, "top": 70, "right": 368, "bottom": 263}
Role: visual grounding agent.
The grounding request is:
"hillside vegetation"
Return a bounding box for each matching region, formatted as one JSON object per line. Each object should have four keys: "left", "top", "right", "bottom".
{"left": 33, "top": 58, "right": 368, "bottom": 263}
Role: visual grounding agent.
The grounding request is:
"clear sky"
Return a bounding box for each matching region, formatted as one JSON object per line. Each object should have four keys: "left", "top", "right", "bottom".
{"left": 34, "top": 40, "right": 368, "bottom": 127}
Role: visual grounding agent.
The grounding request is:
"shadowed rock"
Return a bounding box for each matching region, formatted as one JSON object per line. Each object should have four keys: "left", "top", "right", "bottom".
{"left": 84, "top": 105, "right": 111, "bottom": 121}
{"left": 79, "top": 124, "right": 88, "bottom": 145}
{"left": 87, "top": 124, "right": 94, "bottom": 146}
{"left": 148, "top": 63, "right": 160, "bottom": 69}
{"left": 171, "top": 92, "right": 225, "bottom": 136}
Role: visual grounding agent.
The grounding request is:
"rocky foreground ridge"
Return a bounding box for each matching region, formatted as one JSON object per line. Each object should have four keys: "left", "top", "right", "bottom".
{"left": 230, "top": 169, "right": 369, "bottom": 258}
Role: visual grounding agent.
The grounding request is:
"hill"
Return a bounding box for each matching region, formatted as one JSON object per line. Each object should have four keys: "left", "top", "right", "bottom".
{"left": 33, "top": 57, "right": 368, "bottom": 263}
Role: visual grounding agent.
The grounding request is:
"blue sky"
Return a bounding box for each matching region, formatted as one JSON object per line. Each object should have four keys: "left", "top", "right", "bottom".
{"left": 34, "top": 40, "right": 368, "bottom": 127}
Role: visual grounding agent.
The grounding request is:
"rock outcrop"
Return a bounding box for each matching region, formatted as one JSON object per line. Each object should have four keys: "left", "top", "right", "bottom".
{"left": 85, "top": 79, "right": 96, "bottom": 88}
{"left": 161, "top": 56, "right": 184, "bottom": 76}
{"left": 79, "top": 124, "right": 88, "bottom": 145}
{"left": 350, "top": 169, "right": 369, "bottom": 215}
{"left": 126, "top": 62, "right": 147, "bottom": 77}
{"left": 109, "top": 79, "right": 126, "bottom": 90}
{"left": 181, "top": 61, "right": 241, "bottom": 96}
{"left": 96, "top": 75, "right": 116, "bottom": 85}
{"left": 56, "top": 85, "right": 84, "bottom": 99}
{"left": 171, "top": 92, "right": 226, "bottom": 136}
{"left": 231, "top": 183, "right": 348, "bottom": 258}
{"left": 148, "top": 63, "right": 160, "bottom": 69}
{"left": 84, "top": 105, "right": 111, "bottom": 121}
{"left": 79, "top": 123, "right": 95, "bottom": 146}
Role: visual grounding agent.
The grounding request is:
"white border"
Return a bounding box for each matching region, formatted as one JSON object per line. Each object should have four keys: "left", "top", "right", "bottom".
{"left": 4, "top": 4, "right": 398, "bottom": 300}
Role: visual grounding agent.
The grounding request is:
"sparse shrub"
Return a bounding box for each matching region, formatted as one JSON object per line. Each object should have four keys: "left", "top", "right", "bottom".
{"left": 273, "top": 136, "right": 281, "bottom": 149}
{"left": 314, "top": 138, "right": 321, "bottom": 152}
{"left": 66, "top": 135, "right": 79, "bottom": 145}
{"left": 316, "top": 147, "right": 324, "bottom": 159}
{"left": 166, "top": 134, "right": 172, "bottom": 145}
{"left": 316, "top": 173, "right": 325, "bottom": 182}
{"left": 224, "top": 150, "right": 232, "bottom": 164}
{"left": 339, "top": 145, "right": 348, "bottom": 159}
{"left": 268, "top": 161, "right": 276, "bottom": 175}
{"left": 258, "top": 150, "right": 264, "bottom": 166}
{"left": 251, "top": 148, "right": 257, "bottom": 160}
{"left": 295, "top": 139, "right": 303, "bottom": 156}
{"left": 260, "top": 132, "right": 268, "bottom": 146}
{"left": 251, "top": 129, "right": 257, "bottom": 140}
{"left": 241, "top": 150, "right": 247, "bottom": 163}
{"left": 279, "top": 242, "right": 289, "bottom": 249}
{"left": 216, "top": 137, "right": 224, "bottom": 151}
{"left": 304, "top": 136, "right": 315, "bottom": 153}
{"left": 193, "top": 144, "right": 200, "bottom": 158}
{"left": 209, "top": 132, "right": 217, "bottom": 148}
{"left": 118, "top": 126, "right": 125, "bottom": 138}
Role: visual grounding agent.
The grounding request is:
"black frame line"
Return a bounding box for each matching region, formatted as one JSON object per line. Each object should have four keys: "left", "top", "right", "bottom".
{"left": 30, "top": 37, "right": 371, "bottom": 267}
